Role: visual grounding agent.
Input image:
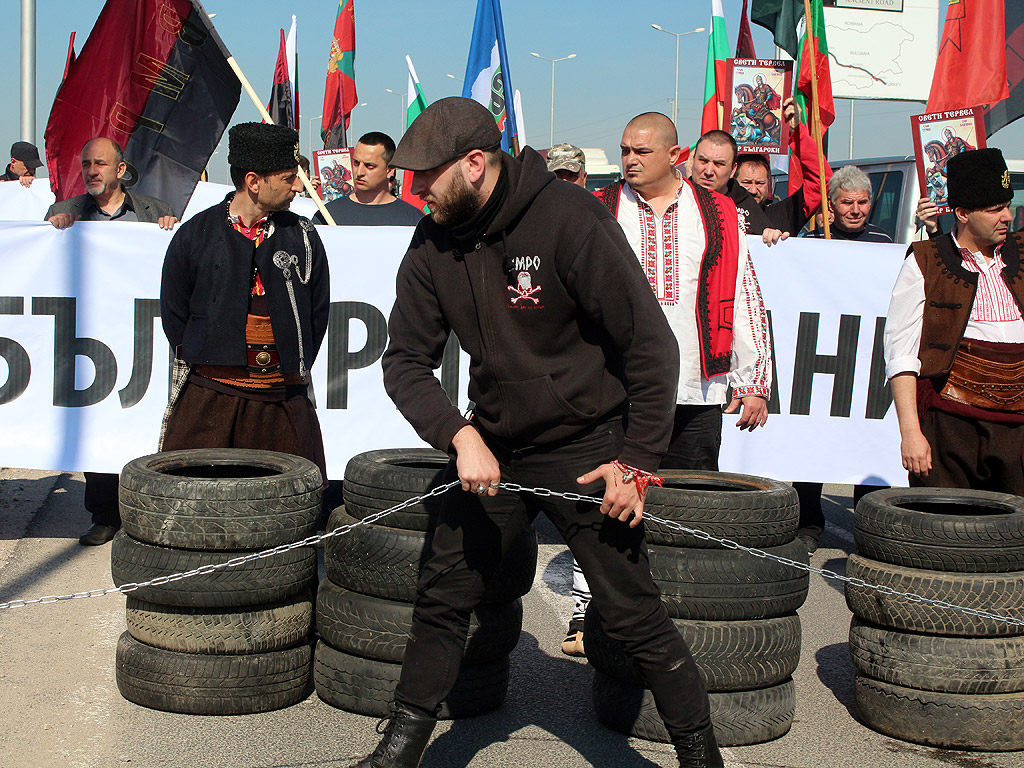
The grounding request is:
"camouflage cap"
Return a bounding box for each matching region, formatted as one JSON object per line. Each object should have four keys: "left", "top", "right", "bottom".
{"left": 546, "top": 143, "right": 585, "bottom": 174}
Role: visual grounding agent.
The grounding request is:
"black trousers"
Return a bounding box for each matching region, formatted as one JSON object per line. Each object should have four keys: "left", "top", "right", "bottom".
{"left": 393, "top": 418, "right": 712, "bottom": 740}
{"left": 660, "top": 404, "right": 723, "bottom": 471}
{"left": 84, "top": 472, "right": 120, "bottom": 527}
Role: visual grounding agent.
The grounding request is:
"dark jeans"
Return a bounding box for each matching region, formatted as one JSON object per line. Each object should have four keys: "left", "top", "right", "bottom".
{"left": 394, "top": 418, "right": 712, "bottom": 740}
{"left": 660, "top": 404, "right": 723, "bottom": 471}
{"left": 84, "top": 472, "right": 120, "bottom": 527}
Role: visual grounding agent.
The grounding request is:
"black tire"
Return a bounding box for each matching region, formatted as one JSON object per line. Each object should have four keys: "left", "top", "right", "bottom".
{"left": 110, "top": 530, "right": 316, "bottom": 609}
{"left": 584, "top": 604, "right": 800, "bottom": 690}
{"left": 313, "top": 640, "right": 508, "bottom": 719}
{"left": 854, "top": 487, "right": 1024, "bottom": 573}
{"left": 316, "top": 580, "right": 522, "bottom": 664}
{"left": 125, "top": 591, "right": 313, "bottom": 654}
{"left": 343, "top": 482, "right": 446, "bottom": 532}
{"left": 324, "top": 508, "right": 537, "bottom": 604}
{"left": 650, "top": 541, "right": 809, "bottom": 620}
{"left": 643, "top": 470, "right": 799, "bottom": 548}
{"left": 854, "top": 675, "right": 1024, "bottom": 751}
{"left": 115, "top": 632, "right": 312, "bottom": 715}
{"left": 849, "top": 618, "right": 1024, "bottom": 695}
{"left": 119, "top": 449, "right": 321, "bottom": 550}
{"left": 592, "top": 671, "right": 794, "bottom": 746}
{"left": 844, "top": 554, "right": 1024, "bottom": 637}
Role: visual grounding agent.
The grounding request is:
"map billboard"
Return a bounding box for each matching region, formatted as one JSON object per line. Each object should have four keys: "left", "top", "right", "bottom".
{"left": 821, "top": 0, "right": 938, "bottom": 102}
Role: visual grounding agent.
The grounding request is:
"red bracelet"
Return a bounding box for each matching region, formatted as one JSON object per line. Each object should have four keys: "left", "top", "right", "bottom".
{"left": 612, "top": 460, "right": 664, "bottom": 497}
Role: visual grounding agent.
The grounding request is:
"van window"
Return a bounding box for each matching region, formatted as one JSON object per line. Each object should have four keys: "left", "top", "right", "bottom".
{"left": 865, "top": 170, "right": 904, "bottom": 242}
{"left": 937, "top": 172, "right": 1024, "bottom": 234}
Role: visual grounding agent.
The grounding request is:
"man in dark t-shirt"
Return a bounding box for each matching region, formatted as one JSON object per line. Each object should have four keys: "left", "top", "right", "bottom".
{"left": 312, "top": 131, "right": 423, "bottom": 226}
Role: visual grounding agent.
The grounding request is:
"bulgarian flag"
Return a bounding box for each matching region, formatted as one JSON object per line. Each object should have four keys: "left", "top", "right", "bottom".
{"left": 401, "top": 55, "right": 430, "bottom": 212}
{"left": 700, "top": 0, "right": 730, "bottom": 136}
{"left": 794, "top": 0, "right": 835, "bottom": 131}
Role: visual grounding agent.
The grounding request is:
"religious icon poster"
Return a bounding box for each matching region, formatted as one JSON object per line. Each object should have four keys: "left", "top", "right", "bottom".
{"left": 313, "top": 148, "right": 354, "bottom": 203}
{"left": 724, "top": 59, "right": 793, "bottom": 155}
{"left": 911, "top": 108, "right": 986, "bottom": 215}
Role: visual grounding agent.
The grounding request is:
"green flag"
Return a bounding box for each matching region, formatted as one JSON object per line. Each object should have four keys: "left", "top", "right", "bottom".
{"left": 750, "top": 0, "right": 802, "bottom": 59}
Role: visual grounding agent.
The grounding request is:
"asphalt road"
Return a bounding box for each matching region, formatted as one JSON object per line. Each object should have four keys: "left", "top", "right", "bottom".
{"left": 1, "top": 469, "right": 1021, "bottom": 768}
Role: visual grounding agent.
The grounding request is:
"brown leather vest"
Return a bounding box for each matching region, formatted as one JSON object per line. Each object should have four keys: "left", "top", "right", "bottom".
{"left": 912, "top": 232, "right": 1024, "bottom": 378}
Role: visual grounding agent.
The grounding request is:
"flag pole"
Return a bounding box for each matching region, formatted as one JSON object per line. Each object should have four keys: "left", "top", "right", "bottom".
{"left": 802, "top": 0, "right": 830, "bottom": 239}
{"left": 225, "top": 55, "right": 337, "bottom": 226}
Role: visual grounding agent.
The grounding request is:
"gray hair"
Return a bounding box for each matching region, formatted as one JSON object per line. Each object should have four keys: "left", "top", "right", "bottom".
{"left": 828, "top": 165, "right": 871, "bottom": 203}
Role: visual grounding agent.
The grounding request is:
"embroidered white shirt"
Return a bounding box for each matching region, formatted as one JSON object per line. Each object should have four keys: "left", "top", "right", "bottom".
{"left": 616, "top": 180, "right": 772, "bottom": 406}
{"left": 884, "top": 232, "right": 1024, "bottom": 380}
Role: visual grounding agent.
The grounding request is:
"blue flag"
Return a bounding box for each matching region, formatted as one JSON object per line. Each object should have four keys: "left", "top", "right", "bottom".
{"left": 462, "top": 0, "right": 518, "bottom": 153}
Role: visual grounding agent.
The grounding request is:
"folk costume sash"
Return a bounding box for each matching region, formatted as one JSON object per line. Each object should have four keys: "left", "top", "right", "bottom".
{"left": 597, "top": 179, "right": 740, "bottom": 378}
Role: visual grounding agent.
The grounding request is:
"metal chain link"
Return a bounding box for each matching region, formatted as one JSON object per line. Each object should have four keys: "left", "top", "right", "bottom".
{"left": 2, "top": 480, "right": 1023, "bottom": 630}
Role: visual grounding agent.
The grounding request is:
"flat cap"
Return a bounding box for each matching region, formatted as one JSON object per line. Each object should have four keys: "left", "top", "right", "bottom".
{"left": 946, "top": 147, "right": 1013, "bottom": 211}
{"left": 11, "top": 141, "right": 42, "bottom": 169}
{"left": 391, "top": 97, "right": 501, "bottom": 171}
{"left": 547, "top": 143, "right": 585, "bottom": 174}
{"left": 228, "top": 122, "right": 301, "bottom": 174}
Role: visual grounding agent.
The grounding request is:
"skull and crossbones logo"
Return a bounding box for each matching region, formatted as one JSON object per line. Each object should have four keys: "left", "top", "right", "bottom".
{"left": 508, "top": 271, "right": 542, "bottom": 304}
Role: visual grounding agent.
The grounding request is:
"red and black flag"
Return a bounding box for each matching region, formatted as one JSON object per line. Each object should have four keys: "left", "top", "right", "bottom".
{"left": 985, "top": 2, "right": 1024, "bottom": 136}
{"left": 926, "top": 0, "right": 1007, "bottom": 115}
{"left": 736, "top": 0, "right": 757, "bottom": 59}
{"left": 267, "top": 29, "right": 294, "bottom": 128}
{"left": 44, "top": 0, "right": 240, "bottom": 218}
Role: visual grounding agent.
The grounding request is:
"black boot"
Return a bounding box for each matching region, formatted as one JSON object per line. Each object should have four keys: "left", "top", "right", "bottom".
{"left": 674, "top": 724, "right": 724, "bottom": 768}
{"left": 348, "top": 704, "right": 436, "bottom": 768}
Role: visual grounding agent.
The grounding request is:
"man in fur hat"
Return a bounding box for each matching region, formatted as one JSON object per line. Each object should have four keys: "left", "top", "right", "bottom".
{"left": 158, "top": 122, "right": 330, "bottom": 483}
{"left": 884, "top": 147, "right": 1024, "bottom": 492}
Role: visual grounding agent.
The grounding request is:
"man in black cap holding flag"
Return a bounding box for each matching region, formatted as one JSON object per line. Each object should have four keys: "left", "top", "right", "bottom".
{"left": 158, "top": 122, "right": 330, "bottom": 484}
{"left": 349, "top": 96, "right": 722, "bottom": 768}
{"left": 884, "top": 147, "right": 1024, "bottom": 492}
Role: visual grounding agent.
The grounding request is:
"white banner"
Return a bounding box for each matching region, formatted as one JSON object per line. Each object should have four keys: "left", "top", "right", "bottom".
{"left": 0, "top": 220, "right": 908, "bottom": 486}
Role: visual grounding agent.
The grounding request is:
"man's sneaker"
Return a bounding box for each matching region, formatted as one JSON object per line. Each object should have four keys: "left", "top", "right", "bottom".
{"left": 561, "top": 619, "right": 585, "bottom": 657}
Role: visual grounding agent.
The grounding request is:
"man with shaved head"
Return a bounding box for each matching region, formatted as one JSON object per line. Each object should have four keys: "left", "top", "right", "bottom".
{"left": 44, "top": 137, "right": 178, "bottom": 546}
{"left": 598, "top": 112, "right": 771, "bottom": 475}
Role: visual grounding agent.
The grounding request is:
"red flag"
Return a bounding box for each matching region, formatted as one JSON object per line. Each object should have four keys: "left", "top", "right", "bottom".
{"left": 927, "top": 0, "right": 1008, "bottom": 114}
{"left": 796, "top": 1, "right": 835, "bottom": 131}
{"left": 44, "top": 0, "right": 240, "bottom": 216}
{"left": 322, "top": 0, "right": 357, "bottom": 150}
{"left": 736, "top": 0, "right": 756, "bottom": 59}
{"left": 62, "top": 32, "right": 76, "bottom": 81}
{"left": 983, "top": 2, "right": 1023, "bottom": 135}
{"left": 267, "top": 29, "right": 294, "bottom": 128}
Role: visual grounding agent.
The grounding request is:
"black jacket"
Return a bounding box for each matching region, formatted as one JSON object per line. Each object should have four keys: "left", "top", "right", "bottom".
{"left": 382, "top": 148, "right": 679, "bottom": 472}
{"left": 723, "top": 178, "right": 773, "bottom": 235}
{"left": 44, "top": 188, "right": 174, "bottom": 222}
{"left": 160, "top": 196, "right": 330, "bottom": 374}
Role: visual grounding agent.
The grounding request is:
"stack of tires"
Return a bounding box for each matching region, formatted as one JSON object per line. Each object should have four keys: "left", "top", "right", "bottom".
{"left": 587, "top": 470, "right": 807, "bottom": 746}
{"left": 846, "top": 487, "right": 1024, "bottom": 752}
{"left": 110, "top": 449, "right": 320, "bottom": 715}
{"left": 313, "top": 449, "right": 535, "bottom": 718}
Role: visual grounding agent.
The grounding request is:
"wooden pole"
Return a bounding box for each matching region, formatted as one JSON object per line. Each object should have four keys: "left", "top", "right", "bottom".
{"left": 802, "top": 0, "right": 830, "bottom": 239}
{"left": 225, "top": 56, "right": 337, "bottom": 226}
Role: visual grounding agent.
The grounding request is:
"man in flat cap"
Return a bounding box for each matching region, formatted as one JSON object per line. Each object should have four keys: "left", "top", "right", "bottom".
{"left": 158, "top": 122, "right": 330, "bottom": 486}
{"left": 884, "top": 147, "right": 1024, "bottom": 492}
{"left": 4, "top": 141, "right": 43, "bottom": 187}
{"left": 351, "top": 97, "right": 722, "bottom": 767}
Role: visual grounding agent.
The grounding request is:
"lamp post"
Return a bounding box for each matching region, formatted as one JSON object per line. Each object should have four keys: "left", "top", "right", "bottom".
{"left": 307, "top": 114, "right": 323, "bottom": 153}
{"left": 650, "top": 24, "right": 705, "bottom": 127}
{"left": 530, "top": 51, "right": 576, "bottom": 149}
{"left": 385, "top": 88, "right": 408, "bottom": 137}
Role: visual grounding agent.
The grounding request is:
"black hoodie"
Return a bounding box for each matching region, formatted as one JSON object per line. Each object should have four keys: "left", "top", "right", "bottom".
{"left": 382, "top": 148, "right": 679, "bottom": 472}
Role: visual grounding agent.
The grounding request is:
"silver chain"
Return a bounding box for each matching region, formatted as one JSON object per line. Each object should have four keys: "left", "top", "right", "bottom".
{"left": 2, "top": 481, "right": 1022, "bottom": 630}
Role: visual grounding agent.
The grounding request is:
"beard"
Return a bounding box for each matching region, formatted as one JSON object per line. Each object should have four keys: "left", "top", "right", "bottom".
{"left": 428, "top": 170, "right": 481, "bottom": 227}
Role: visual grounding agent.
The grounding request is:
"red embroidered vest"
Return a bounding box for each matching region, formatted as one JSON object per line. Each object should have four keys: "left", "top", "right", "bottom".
{"left": 597, "top": 179, "right": 741, "bottom": 377}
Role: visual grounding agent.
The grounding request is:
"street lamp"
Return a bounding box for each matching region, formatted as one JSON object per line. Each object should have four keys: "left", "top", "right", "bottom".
{"left": 651, "top": 24, "right": 705, "bottom": 127}
{"left": 530, "top": 51, "right": 576, "bottom": 149}
{"left": 385, "top": 88, "right": 408, "bottom": 137}
{"left": 307, "top": 114, "right": 323, "bottom": 153}
{"left": 445, "top": 73, "right": 463, "bottom": 83}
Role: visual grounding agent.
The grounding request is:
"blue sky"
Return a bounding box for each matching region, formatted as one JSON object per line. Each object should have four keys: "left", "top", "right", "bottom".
{"left": 6, "top": 0, "right": 1022, "bottom": 183}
